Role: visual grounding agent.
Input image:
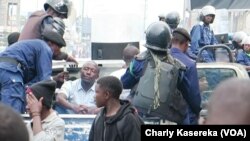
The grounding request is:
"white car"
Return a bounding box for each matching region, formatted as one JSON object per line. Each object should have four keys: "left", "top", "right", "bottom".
{"left": 196, "top": 45, "right": 249, "bottom": 123}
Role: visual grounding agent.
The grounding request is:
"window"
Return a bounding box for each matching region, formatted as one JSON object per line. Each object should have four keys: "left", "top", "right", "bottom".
{"left": 198, "top": 68, "right": 237, "bottom": 102}
{"left": 7, "top": 3, "right": 17, "bottom": 26}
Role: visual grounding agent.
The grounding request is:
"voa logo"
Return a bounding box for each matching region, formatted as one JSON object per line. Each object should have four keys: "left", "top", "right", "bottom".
{"left": 221, "top": 129, "right": 245, "bottom": 137}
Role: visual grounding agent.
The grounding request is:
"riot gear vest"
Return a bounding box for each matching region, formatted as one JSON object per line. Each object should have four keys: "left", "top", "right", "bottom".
{"left": 132, "top": 51, "right": 188, "bottom": 123}
{"left": 19, "top": 11, "right": 51, "bottom": 40}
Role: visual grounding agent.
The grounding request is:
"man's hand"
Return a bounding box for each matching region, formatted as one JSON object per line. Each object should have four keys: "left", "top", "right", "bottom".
{"left": 26, "top": 91, "right": 43, "bottom": 134}
{"left": 79, "top": 105, "right": 100, "bottom": 114}
{"left": 71, "top": 104, "right": 87, "bottom": 114}
{"left": 53, "top": 71, "right": 69, "bottom": 82}
{"left": 26, "top": 92, "right": 43, "bottom": 116}
{"left": 67, "top": 55, "right": 78, "bottom": 68}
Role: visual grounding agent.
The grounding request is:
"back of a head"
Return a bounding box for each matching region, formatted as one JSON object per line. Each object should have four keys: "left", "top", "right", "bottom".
{"left": 123, "top": 44, "right": 139, "bottom": 64}
{"left": 206, "top": 78, "right": 250, "bottom": 124}
{"left": 172, "top": 27, "right": 191, "bottom": 44}
{"left": 7, "top": 32, "right": 20, "bottom": 46}
{"left": 0, "top": 103, "right": 29, "bottom": 141}
{"left": 165, "top": 11, "right": 180, "bottom": 29}
{"left": 97, "top": 76, "right": 123, "bottom": 99}
{"left": 145, "top": 21, "right": 172, "bottom": 52}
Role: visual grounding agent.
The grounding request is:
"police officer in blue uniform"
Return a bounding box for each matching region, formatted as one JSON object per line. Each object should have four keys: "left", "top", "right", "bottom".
{"left": 190, "top": 5, "right": 218, "bottom": 62}
{"left": 0, "top": 31, "right": 66, "bottom": 113}
{"left": 232, "top": 31, "right": 247, "bottom": 58}
{"left": 170, "top": 28, "right": 201, "bottom": 124}
{"left": 237, "top": 36, "right": 250, "bottom": 71}
{"left": 121, "top": 22, "right": 172, "bottom": 90}
{"left": 164, "top": 11, "right": 197, "bottom": 60}
{"left": 121, "top": 22, "right": 201, "bottom": 124}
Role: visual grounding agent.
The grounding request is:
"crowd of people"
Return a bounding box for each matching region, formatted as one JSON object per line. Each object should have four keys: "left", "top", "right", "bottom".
{"left": 0, "top": 1, "right": 250, "bottom": 141}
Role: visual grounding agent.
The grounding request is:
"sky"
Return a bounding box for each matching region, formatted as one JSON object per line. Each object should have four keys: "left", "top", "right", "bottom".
{"left": 20, "top": 0, "right": 46, "bottom": 16}
{"left": 19, "top": 0, "right": 185, "bottom": 26}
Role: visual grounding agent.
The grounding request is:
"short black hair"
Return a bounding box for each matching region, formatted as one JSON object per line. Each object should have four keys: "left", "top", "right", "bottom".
{"left": 172, "top": 33, "right": 189, "bottom": 44}
{"left": 123, "top": 44, "right": 139, "bottom": 65}
{"left": 29, "top": 80, "right": 57, "bottom": 109}
{"left": 97, "top": 76, "right": 123, "bottom": 99}
{"left": 0, "top": 103, "right": 29, "bottom": 141}
{"left": 7, "top": 32, "right": 20, "bottom": 46}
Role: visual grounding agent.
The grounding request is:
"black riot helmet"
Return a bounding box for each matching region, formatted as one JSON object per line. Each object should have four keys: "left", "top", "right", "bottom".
{"left": 145, "top": 22, "right": 172, "bottom": 52}
{"left": 165, "top": 11, "right": 180, "bottom": 30}
{"left": 52, "top": 17, "right": 65, "bottom": 36}
{"left": 44, "top": 0, "right": 71, "bottom": 18}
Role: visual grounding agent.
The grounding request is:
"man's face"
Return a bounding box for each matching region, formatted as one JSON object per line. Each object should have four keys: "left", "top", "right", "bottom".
{"left": 48, "top": 42, "right": 61, "bottom": 56}
{"left": 80, "top": 62, "right": 99, "bottom": 83}
{"left": 204, "top": 15, "right": 214, "bottom": 24}
{"left": 95, "top": 84, "right": 107, "bottom": 108}
{"left": 243, "top": 44, "right": 250, "bottom": 52}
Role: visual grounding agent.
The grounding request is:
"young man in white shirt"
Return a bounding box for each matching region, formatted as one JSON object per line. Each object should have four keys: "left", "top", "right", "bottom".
{"left": 26, "top": 80, "right": 65, "bottom": 141}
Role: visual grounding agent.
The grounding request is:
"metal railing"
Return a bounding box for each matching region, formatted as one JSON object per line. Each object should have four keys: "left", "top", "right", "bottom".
{"left": 196, "top": 44, "right": 234, "bottom": 63}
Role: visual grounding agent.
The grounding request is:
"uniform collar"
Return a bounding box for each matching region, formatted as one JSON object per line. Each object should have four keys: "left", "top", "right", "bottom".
{"left": 171, "top": 47, "right": 183, "bottom": 53}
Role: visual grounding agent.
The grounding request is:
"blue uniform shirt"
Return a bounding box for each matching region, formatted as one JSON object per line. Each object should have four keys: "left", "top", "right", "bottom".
{"left": 0, "top": 39, "right": 53, "bottom": 113}
{"left": 190, "top": 23, "right": 217, "bottom": 62}
{"left": 236, "top": 51, "right": 250, "bottom": 66}
{"left": 170, "top": 48, "right": 201, "bottom": 117}
{"left": 121, "top": 59, "right": 145, "bottom": 89}
{"left": 0, "top": 39, "right": 53, "bottom": 85}
{"left": 121, "top": 51, "right": 201, "bottom": 124}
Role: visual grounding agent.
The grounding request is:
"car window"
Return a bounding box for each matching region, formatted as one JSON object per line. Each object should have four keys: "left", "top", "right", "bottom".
{"left": 198, "top": 68, "right": 237, "bottom": 102}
